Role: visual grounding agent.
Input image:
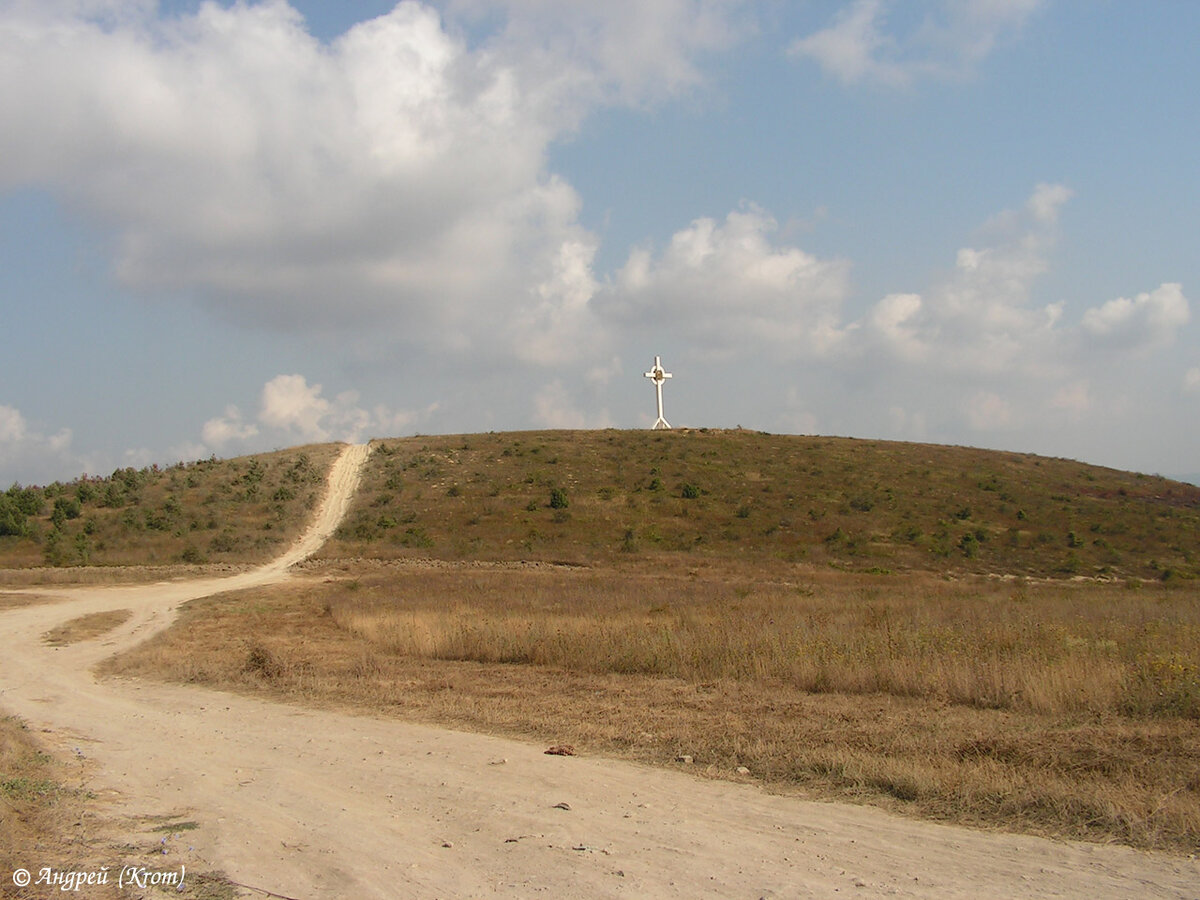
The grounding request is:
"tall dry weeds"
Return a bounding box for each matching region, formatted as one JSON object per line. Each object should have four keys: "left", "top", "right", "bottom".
{"left": 325, "top": 569, "right": 1200, "bottom": 719}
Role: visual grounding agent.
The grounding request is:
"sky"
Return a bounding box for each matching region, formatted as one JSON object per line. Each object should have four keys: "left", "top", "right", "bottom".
{"left": 2, "top": 0, "right": 1198, "bottom": 486}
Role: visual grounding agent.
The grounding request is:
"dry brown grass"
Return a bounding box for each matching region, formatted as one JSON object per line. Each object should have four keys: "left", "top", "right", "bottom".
{"left": 105, "top": 561, "right": 1200, "bottom": 853}
{"left": 42, "top": 610, "right": 132, "bottom": 647}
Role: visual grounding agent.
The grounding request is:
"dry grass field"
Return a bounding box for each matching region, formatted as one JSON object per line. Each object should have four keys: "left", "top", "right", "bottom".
{"left": 105, "top": 560, "right": 1200, "bottom": 853}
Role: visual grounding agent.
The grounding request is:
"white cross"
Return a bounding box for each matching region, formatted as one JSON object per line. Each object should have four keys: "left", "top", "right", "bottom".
{"left": 644, "top": 355, "right": 672, "bottom": 430}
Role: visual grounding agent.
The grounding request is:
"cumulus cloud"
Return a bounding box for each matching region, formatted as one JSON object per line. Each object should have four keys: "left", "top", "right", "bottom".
{"left": 201, "top": 406, "right": 259, "bottom": 448}
{"left": 0, "top": 0, "right": 746, "bottom": 364}
{"left": 596, "top": 206, "right": 851, "bottom": 358}
{"left": 790, "top": 0, "right": 1042, "bottom": 87}
{"left": 0, "top": 404, "right": 79, "bottom": 484}
{"left": 866, "top": 293, "right": 926, "bottom": 361}
{"left": 824, "top": 183, "right": 1193, "bottom": 451}
{"left": 859, "top": 182, "right": 1069, "bottom": 376}
{"left": 1081, "top": 283, "right": 1190, "bottom": 350}
{"left": 1027, "top": 182, "right": 1072, "bottom": 225}
{"left": 508, "top": 234, "right": 603, "bottom": 365}
{"left": 259, "top": 374, "right": 334, "bottom": 440}
{"left": 200, "top": 374, "right": 426, "bottom": 454}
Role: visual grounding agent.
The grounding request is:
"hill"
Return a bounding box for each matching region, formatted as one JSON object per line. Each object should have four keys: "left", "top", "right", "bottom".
{"left": 0, "top": 443, "right": 342, "bottom": 571}
{"left": 322, "top": 429, "right": 1199, "bottom": 581}
{"left": 2, "top": 429, "right": 1197, "bottom": 580}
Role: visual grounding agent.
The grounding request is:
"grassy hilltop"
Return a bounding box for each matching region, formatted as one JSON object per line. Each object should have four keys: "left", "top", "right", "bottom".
{"left": 325, "top": 429, "right": 1199, "bottom": 581}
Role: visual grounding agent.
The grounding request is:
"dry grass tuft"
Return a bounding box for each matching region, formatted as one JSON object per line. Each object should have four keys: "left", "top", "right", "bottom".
{"left": 105, "top": 562, "right": 1200, "bottom": 853}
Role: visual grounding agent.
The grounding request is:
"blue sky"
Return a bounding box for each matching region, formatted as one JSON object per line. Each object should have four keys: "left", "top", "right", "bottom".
{"left": 2, "top": 0, "right": 1197, "bottom": 485}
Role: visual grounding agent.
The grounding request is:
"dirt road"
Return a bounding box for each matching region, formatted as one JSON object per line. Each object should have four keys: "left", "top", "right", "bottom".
{"left": 1, "top": 442, "right": 1196, "bottom": 898}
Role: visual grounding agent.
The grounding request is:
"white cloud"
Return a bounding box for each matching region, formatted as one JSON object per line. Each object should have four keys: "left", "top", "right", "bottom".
{"left": 777, "top": 409, "right": 819, "bottom": 434}
{"left": 201, "top": 405, "right": 259, "bottom": 448}
{"left": 509, "top": 234, "right": 603, "bottom": 365}
{"left": 1027, "top": 182, "right": 1072, "bottom": 225}
{"left": 196, "top": 374, "right": 431, "bottom": 457}
{"left": 586, "top": 356, "right": 624, "bottom": 386}
{"left": 597, "top": 205, "right": 851, "bottom": 358}
{"left": 789, "top": 0, "right": 905, "bottom": 86}
{"left": 859, "top": 183, "right": 1068, "bottom": 376}
{"left": 1081, "top": 283, "right": 1190, "bottom": 350}
{"left": 166, "top": 441, "right": 210, "bottom": 466}
{"left": 790, "top": 0, "right": 1042, "bottom": 87}
{"left": 444, "top": 0, "right": 749, "bottom": 109}
{"left": 0, "top": 405, "right": 26, "bottom": 445}
{"left": 0, "top": 404, "right": 79, "bottom": 484}
{"left": 1186, "top": 367, "right": 1200, "bottom": 394}
{"left": 259, "top": 374, "right": 334, "bottom": 441}
{"left": 0, "top": 1, "right": 748, "bottom": 366}
{"left": 866, "top": 293, "right": 926, "bottom": 361}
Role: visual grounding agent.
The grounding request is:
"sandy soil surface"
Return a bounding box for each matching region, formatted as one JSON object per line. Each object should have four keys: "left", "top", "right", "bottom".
{"left": 1, "top": 442, "right": 1196, "bottom": 899}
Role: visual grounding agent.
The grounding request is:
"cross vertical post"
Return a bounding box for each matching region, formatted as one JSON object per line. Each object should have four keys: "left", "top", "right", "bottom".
{"left": 644, "top": 355, "right": 672, "bottom": 430}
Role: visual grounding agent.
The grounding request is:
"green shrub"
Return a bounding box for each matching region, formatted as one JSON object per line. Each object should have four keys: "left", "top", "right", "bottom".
{"left": 0, "top": 494, "right": 31, "bottom": 537}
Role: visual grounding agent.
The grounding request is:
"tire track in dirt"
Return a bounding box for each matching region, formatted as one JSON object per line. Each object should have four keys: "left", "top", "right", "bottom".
{"left": 1, "top": 441, "right": 1196, "bottom": 898}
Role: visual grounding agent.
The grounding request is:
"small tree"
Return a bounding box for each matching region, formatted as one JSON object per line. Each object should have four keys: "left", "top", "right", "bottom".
{"left": 549, "top": 488, "right": 569, "bottom": 509}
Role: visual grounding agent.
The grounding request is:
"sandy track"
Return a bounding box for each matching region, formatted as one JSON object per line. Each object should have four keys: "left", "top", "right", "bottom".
{"left": 1, "top": 442, "right": 1196, "bottom": 898}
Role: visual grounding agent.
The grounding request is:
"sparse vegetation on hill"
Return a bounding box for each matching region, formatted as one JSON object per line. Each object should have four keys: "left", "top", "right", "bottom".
{"left": 6, "top": 429, "right": 1194, "bottom": 580}
{"left": 0, "top": 445, "right": 340, "bottom": 570}
{"left": 323, "top": 429, "right": 1199, "bottom": 581}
